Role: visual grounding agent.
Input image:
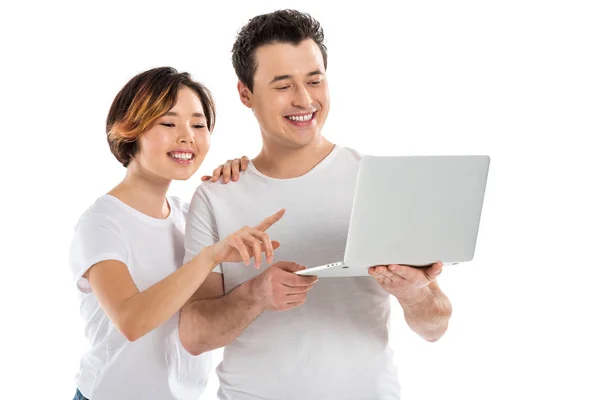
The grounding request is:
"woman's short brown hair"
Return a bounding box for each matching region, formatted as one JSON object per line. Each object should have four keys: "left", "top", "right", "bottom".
{"left": 106, "top": 67, "right": 216, "bottom": 167}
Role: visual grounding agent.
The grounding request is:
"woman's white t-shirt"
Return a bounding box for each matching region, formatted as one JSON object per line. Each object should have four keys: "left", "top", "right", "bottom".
{"left": 69, "top": 195, "right": 210, "bottom": 400}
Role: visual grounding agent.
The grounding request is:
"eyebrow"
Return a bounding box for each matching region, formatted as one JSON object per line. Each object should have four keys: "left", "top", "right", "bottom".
{"left": 164, "top": 111, "right": 206, "bottom": 118}
{"left": 268, "top": 70, "right": 324, "bottom": 85}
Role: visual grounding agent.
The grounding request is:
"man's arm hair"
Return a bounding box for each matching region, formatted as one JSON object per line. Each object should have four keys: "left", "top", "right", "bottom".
{"left": 178, "top": 272, "right": 264, "bottom": 355}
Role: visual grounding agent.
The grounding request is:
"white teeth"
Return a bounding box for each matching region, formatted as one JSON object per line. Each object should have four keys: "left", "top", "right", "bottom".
{"left": 170, "top": 152, "right": 193, "bottom": 160}
{"left": 287, "top": 113, "right": 313, "bottom": 122}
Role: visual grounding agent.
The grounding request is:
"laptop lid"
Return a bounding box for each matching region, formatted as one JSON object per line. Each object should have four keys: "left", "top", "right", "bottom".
{"left": 341, "top": 155, "right": 490, "bottom": 275}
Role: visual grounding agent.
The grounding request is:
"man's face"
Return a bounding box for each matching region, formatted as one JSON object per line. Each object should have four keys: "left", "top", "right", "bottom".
{"left": 240, "top": 39, "right": 330, "bottom": 149}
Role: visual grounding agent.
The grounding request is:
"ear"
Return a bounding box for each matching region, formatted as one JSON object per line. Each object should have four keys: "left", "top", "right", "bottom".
{"left": 237, "top": 81, "right": 253, "bottom": 109}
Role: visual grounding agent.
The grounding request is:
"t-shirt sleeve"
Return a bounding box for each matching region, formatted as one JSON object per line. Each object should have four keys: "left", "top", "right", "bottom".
{"left": 69, "top": 214, "right": 129, "bottom": 293}
{"left": 184, "top": 186, "right": 222, "bottom": 273}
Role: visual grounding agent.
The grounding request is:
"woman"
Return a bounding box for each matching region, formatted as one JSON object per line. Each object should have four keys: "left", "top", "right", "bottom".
{"left": 69, "top": 67, "right": 282, "bottom": 400}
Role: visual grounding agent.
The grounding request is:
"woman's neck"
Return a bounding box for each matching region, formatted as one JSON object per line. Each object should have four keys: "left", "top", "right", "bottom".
{"left": 108, "top": 162, "right": 172, "bottom": 219}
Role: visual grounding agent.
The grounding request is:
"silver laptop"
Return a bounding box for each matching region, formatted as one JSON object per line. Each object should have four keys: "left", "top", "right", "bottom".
{"left": 295, "top": 155, "right": 490, "bottom": 277}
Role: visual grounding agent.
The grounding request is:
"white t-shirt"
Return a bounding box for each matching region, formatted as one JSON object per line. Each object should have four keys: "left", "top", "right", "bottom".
{"left": 69, "top": 194, "right": 210, "bottom": 400}
{"left": 185, "top": 145, "right": 402, "bottom": 400}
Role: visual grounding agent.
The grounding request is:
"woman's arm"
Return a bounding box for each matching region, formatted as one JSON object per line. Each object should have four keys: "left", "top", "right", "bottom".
{"left": 85, "top": 248, "right": 215, "bottom": 342}
{"left": 85, "top": 209, "right": 283, "bottom": 342}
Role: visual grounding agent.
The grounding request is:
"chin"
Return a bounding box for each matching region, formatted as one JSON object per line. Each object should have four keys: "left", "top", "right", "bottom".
{"left": 291, "top": 130, "right": 320, "bottom": 147}
{"left": 165, "top": 168, "right": 197, "bottom": 181}
{"left": 169, "top": 175, "right": 193, "bottom": 181}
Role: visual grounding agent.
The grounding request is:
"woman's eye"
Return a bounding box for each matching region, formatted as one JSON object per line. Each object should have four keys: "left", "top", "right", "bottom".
{"left": 193, "top": 124, "right": 206, "bottom": 129}
{"left": 160, "top": 123, "right": 175, "bottom": 128}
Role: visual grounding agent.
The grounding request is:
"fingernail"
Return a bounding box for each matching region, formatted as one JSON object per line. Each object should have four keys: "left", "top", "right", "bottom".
{"left": 390, "top": 266, "right": 396, "bottom": 271}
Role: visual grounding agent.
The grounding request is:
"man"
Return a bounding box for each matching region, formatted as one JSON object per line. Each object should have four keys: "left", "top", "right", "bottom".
{"left": 180, "top": 9, "right": 452, "bottom": 400}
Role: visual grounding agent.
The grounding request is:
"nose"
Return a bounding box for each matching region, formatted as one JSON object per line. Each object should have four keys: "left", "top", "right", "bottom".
{"left": 292, "top": 85, "right": 312, "bottom": 109}
{"left": 177, "top": 125, "right": 194, "bottom": 144}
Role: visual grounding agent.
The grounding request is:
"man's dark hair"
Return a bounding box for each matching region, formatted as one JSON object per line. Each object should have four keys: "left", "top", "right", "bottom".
{"left": 232, "top": 9, "right": 327, "bottom": 92}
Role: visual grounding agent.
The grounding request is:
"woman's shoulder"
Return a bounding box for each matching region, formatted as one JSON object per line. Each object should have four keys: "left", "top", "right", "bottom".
{"left": 167, "top": 196, "right": 189, "bottom": 219}
{"left": 74, "top": 195, "right": 126, "bottom": 231}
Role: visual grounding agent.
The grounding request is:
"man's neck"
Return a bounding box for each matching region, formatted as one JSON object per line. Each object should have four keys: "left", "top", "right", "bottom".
{"left": 108, "top": 163, "right": 171, "bottom": 219}
{"left": 253, "top": 137, "right": 335, "bottom": 179}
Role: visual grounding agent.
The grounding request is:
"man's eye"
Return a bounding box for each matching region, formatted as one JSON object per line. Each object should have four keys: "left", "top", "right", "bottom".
{"left": 310, "top": 80, "right": 322, "bottom": 85}
{"left": 193, "top": 124, "right": 206, "bottom": 129}
{"left": 160, "top": 123, "right": 175, "bottom": 127}
{"left": 276, "top": 86, "right": 290, "bottom": 91}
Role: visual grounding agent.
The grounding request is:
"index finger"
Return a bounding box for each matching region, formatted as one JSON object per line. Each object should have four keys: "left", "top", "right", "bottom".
{"left": 231, "top": 159, "right": 241, "bottom": 180}
{"left": 255, "top": 209, "right": 286, "bottom": 231}
{"left": 241, "top": 156, "right": 250, "bottom": 171}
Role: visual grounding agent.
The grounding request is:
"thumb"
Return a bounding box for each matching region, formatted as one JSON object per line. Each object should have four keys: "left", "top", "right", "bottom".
{"left": 425, "top": 262, "right": 443, "bottom": 280}
{"left": 275, "top": 262, "right": 306, "bottom": 273}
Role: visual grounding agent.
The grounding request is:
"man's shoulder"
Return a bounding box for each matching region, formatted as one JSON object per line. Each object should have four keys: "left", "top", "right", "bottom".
{"left": 338, "top": 146, "right": 363, "bottom": 161}
{"left": 192, "top": 173, "right": 250, "bottom": 198}
{"left": 329, "top": 146, "right": 364, "bottom": 174}
{"left": 188, "top": 172, "right": 255, "bottom": 213}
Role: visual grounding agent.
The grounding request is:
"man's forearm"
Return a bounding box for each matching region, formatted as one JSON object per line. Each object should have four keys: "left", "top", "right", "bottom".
{"left": 179, "top": 280, "right": 264, "bottom": 355}
{"left": 398, "top": 280, "right": 452, "bottom": 342}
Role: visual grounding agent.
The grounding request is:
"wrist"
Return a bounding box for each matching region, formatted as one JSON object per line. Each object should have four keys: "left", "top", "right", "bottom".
{"left": 243, "top": 277, "right": 266, "bottom": 311}
{"left": 197, "top": 246, "right": 218, "bottom": 271}
{"left": 395, "top": 286, "right": 430, "bottom": 308}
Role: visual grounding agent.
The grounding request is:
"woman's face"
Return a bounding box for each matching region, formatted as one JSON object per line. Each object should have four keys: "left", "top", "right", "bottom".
{"left": 132, "top": 86, "right": 210, "bottom": 181}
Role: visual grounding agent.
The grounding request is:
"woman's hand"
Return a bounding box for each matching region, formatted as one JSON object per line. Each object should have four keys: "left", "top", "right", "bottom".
{"left": 209, "top": 209, "right": 285, "bottom": 269}
{"left": 202, "top": 156, "right": 250, "bottom": 183}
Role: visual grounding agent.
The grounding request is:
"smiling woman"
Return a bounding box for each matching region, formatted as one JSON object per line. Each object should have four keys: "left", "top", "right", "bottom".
{"left": 68, "top": 67, "right": 284, "bottom": 400}
{"left": 106, "top": 68, "right": 215, "bottom": 173}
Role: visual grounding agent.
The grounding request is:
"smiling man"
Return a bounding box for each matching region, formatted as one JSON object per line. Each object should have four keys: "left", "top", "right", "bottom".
{"left": 179, "top": 9, "right": 452, "bottom": 400}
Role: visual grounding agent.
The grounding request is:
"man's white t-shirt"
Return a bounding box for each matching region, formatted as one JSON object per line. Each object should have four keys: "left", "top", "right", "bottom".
{"left": 185, "top": 145, "right": 401, "bottom": 400}
{"left": 69, "top": 195, "right": 210, "bottom": 400}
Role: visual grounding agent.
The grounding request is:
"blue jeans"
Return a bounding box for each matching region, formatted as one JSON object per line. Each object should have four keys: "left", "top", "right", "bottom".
{"left": 73, "top": 389, "right": 88, "bottom": 400}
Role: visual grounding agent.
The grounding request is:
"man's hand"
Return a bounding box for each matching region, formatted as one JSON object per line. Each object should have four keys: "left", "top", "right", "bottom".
{"left": 370, "top": 262, "right": 451, "bottom": 341}
{"left": 201, "top": 156, "right": 250, "bottom": 183}
{"left": 249, "top": 262, "right": 318, "bottom": 311}
{"left": 368, "top": 262, "right": 443, "bottom": 301}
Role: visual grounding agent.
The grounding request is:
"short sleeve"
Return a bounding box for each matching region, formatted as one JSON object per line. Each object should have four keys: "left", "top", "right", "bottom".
{"left": 69, "top": 214, "right": 129, "bottom": 293}
{"left": 184, "top": 186, "right": 222, "bottom": 273}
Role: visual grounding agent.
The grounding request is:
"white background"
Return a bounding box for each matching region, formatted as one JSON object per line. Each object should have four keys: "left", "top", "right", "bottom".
{"left": 1, "top": 0, "right": 599, "bottom": 399}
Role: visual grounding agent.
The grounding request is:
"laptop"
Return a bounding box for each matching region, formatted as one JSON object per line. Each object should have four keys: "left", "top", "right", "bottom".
{"left": 295, "top": 155, "right": 490, "bottom": 277}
